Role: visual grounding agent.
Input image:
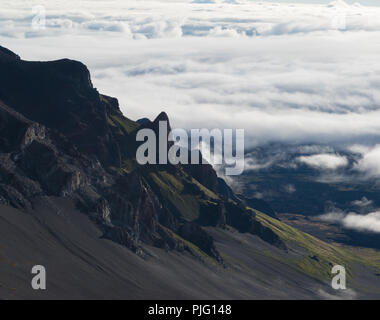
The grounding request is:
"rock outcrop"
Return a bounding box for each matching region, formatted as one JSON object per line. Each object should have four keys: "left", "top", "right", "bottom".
{"left": 0, "top": 46, "right": 286, "bottom": 263}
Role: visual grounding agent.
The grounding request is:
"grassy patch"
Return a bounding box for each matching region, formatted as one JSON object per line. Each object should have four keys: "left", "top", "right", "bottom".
{"left": 254, "top": 210, "right": 354, "bottom": 280}
{"left": 110, "top": 114, "right": 139, "bottom": 134}
{"left": 162, "top": 226, "right": 220, "bottom": 266}
{"left": 150, "top": 171, "right": 200, "bottom": 221}
{"left": 190, "top": 178, "right": 219, "bottom": 200}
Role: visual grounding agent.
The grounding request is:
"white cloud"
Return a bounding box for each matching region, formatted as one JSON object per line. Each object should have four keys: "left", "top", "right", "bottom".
{"left": 1, "top": 0, "right": 380, "bottom": 164}
{"left": 297, "top": 153, "right": 348, "bottom": 170}
{"left": 353, "top": 145, "right": 380, "bottom": 178}
{"left": 319, "top": 210, "right": 380, "bottom": 233}
{"left": 208, "top": 26, "right": 244, "bottom": 37}
{"left": 244, "top": 157, "right": 274, "bottom": 171}
{"left": 297, "top": 145, "right": 334, "bottom": 154}
{"left": 283, "top": 184, "right": 296, "bottom": 193}
{"left": 348, "top": 144, "right": 372, "bottom": 154}
{"left": 351, "top": 197, "right": 373, "bottom": 207}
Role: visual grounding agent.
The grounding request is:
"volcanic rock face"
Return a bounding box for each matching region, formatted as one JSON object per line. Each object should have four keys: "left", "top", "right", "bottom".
{"left": 0, "top": 46, "right": 20, "bottom": 61}
{"left": 0, "top": 46, "right": 284, "bottom": 262}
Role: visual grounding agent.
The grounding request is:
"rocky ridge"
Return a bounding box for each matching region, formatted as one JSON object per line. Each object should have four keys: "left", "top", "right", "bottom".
{"left": 0, "top": 45, "right": 285, "bottom": 263}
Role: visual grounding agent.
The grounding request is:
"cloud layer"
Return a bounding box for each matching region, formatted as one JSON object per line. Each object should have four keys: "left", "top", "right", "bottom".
{"left": 319, "top": 210, "right": 380, "bottom": 233}
{"left": 352, "top": 145, "right": 380, "bottom": 178}
{"left": 297, "top": 153, "right": 348, "bottom": 170}
{"left": 1, "top": 0, "right": 380, "bottom": 155}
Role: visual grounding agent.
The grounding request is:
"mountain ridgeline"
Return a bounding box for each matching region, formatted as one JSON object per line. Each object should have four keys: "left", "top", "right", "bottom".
{"left": 0, "top": 45, "right": 284, "bottom": 262}
{"left": 3, "top": 45, "right": 380, "bottom": 299}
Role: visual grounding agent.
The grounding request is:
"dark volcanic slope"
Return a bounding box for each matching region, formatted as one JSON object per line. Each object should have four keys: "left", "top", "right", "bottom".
{"left": 1, "top": 45, "right": 379, "bottom": 299}
{"left": 0, "top": 199, "right": 337, "bottom": 299}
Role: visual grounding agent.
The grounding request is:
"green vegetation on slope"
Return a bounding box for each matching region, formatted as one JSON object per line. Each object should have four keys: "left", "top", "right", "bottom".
{"left": 109, "top": 114, "right": 139, "bottom": 134}
{"left": 149, "top": 170, "right": 201, "bottom": 221}
{"left": 253, "top": 209, "right": 380, "bottom": 283}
